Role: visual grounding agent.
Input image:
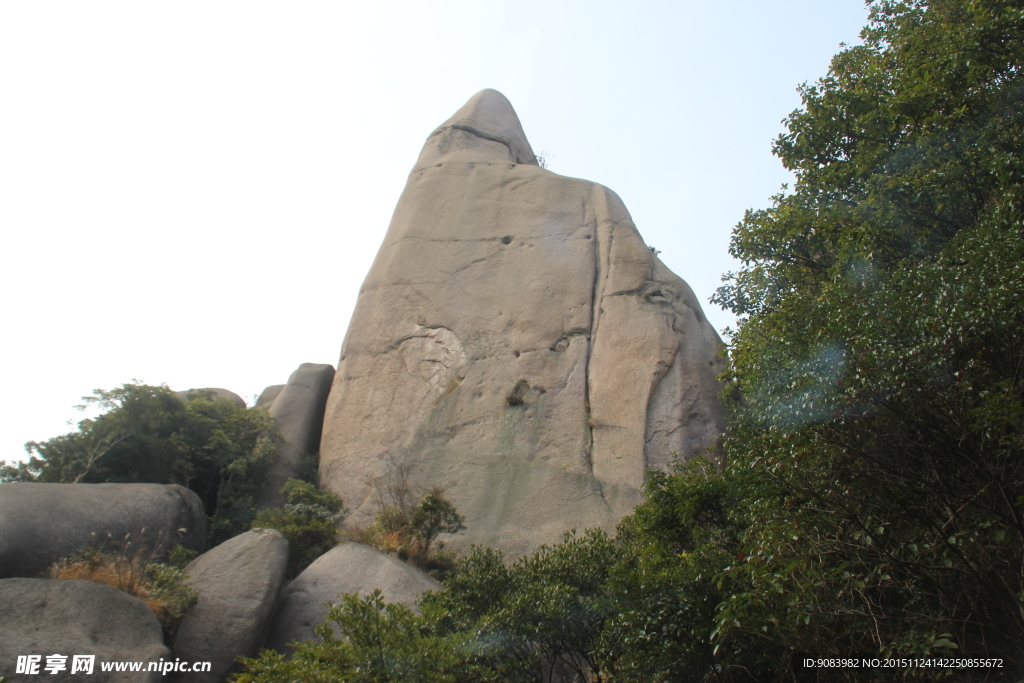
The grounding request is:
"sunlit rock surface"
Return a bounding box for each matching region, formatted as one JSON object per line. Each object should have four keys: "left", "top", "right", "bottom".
{"left": 319, "top": 89, "right": 725, "bottom": 557}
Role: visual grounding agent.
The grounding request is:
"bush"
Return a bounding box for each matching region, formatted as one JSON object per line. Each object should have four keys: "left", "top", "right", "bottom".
{"left": 251, "top": 479, "right": 345, "bottom": 578}
{"left": 235, "top": 591, "right": 467, "bottom": 683}
{"left": 236, "top": 529, "right": 616, "bottom": 683}
{"left": 347, "top": 486, "right": 465, "bottom": 580}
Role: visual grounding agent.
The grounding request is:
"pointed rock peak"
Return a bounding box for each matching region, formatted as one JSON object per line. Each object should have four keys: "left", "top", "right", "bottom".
{"left": 419, "top": 89, "right": 538, "bottom": 166}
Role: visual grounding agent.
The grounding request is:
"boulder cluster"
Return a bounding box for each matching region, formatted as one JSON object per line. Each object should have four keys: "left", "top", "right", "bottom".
{"left": 0, "top": 480, "right": 434, "bottom": 682}
{"left": 1, "top": 90, "right": 725, "bottom": 682}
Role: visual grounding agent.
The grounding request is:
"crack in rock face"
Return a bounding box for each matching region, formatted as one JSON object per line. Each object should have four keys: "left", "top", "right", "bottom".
{"left": 319, "top": 89, "right": 726, "bottom": 558}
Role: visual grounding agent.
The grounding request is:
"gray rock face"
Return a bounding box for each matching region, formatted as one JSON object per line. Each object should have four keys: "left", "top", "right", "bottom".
{"left": 264, "top": 542, "right": 440, "bottom": 654}
{"left": 258, "top": 363, "right": 335, "bottom": 508}
{"left": 0, "top": 483, "right": 206, "bottom": 579}
{"left": 170, "top": 528, "right": 288, "bottom": 683}
{"left": 175, "top": 387, "right": 247, "bottom": 409}
{"left": 319, "top": 89, "right": 726, "bottom": 557}
{"left": 255, "top": 384, "right": 285, "bottom": 410}
{"left": 0, "top": 578, "right": 169, "bottom": 682}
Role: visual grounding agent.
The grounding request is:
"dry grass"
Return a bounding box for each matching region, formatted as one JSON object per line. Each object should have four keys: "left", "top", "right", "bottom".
{"left": 47, "top": 543, "right": 196, "bottom": 630}
{"left": 48, "top": 548, "right": 167, "bottom": 620}
{"left": 344, "top": 515, "right": 458, "bottom": 580}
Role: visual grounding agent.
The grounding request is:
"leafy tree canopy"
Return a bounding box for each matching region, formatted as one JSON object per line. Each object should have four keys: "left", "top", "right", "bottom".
{"left": 2, "top": 383, "right": 282, "bottom": 544}
{"left": 706, "top": 0, "right": 1024, "bottom": 670}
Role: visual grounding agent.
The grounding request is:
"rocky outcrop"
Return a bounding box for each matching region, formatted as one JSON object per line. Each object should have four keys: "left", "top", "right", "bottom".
{"left": 0, "top": 578, "right": 169, "bottom": 682}
{"left": 0, "top": 483, "right": 206, "bottom": 578}
{"left": 258, "top": 363, "right": 335, "bottom": 508}
{"left": 171, "top": 528, "right": 289, "bottom": 683}
{"left": 319, "top": 89, "right": 726, "bottom": 557}
{"left": 264, "top": 542, "right": 440, "bottom": 654}
{"left": 175, "top": 387, "right": 247, "bottom": 409}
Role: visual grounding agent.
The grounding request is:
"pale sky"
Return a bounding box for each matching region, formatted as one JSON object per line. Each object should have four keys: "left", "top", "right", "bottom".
{"left": 0, "top": 1, "right": 870, "bottom": 463}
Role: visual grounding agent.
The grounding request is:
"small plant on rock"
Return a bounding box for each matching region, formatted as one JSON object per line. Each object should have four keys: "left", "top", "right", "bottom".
{"left": 251, "top": 478, "right": 346, "bottom": 578}
{"left": 348, "top": 486, "right": 465, "bottom": 580}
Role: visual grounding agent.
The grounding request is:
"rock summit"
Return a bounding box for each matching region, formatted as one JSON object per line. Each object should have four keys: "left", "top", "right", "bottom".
{"left": 318, "top": 89, "right": 726, "bottom": 557}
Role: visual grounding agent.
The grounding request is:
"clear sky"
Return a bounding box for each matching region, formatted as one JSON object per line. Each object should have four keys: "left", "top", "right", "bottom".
{"left": 0, "top": 1, "right": 870, "bottom": 463}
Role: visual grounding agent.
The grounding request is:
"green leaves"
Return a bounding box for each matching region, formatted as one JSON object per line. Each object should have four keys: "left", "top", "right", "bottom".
{"left": 251, "top": 479, "right": 346, "bottom": 579}
{"left": 710, "top": 0, "right": 1024, "bottom": 672}
{"left": 2, "top": 383, "right": 283, "bottom": 545}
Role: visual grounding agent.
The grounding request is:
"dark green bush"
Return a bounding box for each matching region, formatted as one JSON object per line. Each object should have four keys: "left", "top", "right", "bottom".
{"left": 251, "top": 479, "right": 345, "bottom": 578}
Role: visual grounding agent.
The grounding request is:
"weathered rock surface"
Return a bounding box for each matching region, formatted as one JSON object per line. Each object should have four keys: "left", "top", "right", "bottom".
{"left": 264, "top": 542, "right": 440, "bottom": 654}
{"left": 258, "top": 363, "right": 335, "bottom": 508}
{"left": 0, "top": 578, "right": 169, "bottom": 682}
{"left": 255, "top": 384, "right": 285, "bottom": 410}
{"left": 171, "top": 528, "right": 288, "bottom": 683}
{"left": 319, "top": 89, "right": 726, "bottom": 557}
{"left": 0, "top": 483, "right": 206, "bottom": 579}
{"left": 175, "top": 387, "right": 247, "bottom": 408}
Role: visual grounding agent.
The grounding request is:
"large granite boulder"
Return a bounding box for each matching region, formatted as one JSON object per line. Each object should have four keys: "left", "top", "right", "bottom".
{"left": 264, "top": 542, "right": 440, "bottom": 654}
{"left": 175, "top": 387, "right": 247, "bottom": 409}
{"left": 258, "top": 363, "right": 335, "bottom": 508}
{"left": 0, "top": 483, "right": 206, "bottom": 579}
{"left": 170, "top": 528, "right": 289, "bottom": 683}
{"left": 319, "top": 89, "right": 726, "bottom": 557}
{"left": 0, "top": 578, "right": 169, "bottom": 682}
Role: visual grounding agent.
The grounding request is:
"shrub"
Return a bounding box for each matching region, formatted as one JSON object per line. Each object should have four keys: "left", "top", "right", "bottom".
{"left": 236, "top": 529, "right": 616, "bottom": 683}
{"left": 235, "top": 591, "right": 467, "bottom": 683}
{"left": 251, "top": 479, "right": 345, "bottom": 578}
{"left": 347, "top": 486, "right": 465, "bottom": 580}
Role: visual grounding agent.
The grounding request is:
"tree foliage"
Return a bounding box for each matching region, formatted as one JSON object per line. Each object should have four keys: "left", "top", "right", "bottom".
{"left": 235, "top": 529, "right": 616, "bottom": 683}
{"left": 251, "top": 479, "right": 346, "bottom": 578}
{"left": 2, "top": 384, "right": 282, "bottom": 544}
{"left": 704, "top": 0, "right": 1024, "bottom": 674}
{"left": 348, "top": 479, "right": 467, "bottom": 579}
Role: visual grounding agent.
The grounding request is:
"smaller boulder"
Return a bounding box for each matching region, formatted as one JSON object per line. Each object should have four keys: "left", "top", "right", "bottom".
{"left": 170, "top": 528, "right": 289, "bottom": 683}
{"left": 264, "top": 542, "right": 440, "bottom": 654}
{"left": 258, "top": 363, "right": 335, "bottom": 509}
{"left": 255, "top": 384, "right": 285, "bottom": 410}
{"left": 175, "top": 388, "right": 247, "bottom": 409}
{"left": 0, "top": 578, "right": 169, "bottom": 682}
{"left": 0, "top": 483, "right": 206, "bottom": 579}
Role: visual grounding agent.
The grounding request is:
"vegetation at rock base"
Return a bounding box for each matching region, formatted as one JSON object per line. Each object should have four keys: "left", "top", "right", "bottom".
{"left": 48, "top": 544, "right": 198, "bottom": 637}
{"left": 234, "top": 530, "right": 615, "bottom": 683}
{"left": 0, "top": 383, "right": 282, "bottom": 545}
{"left": 347, "top": 486, "right": 466, "bottom": 580}
{"left": 344, "top": 457, "right": 466, "bottom": 579}
{"left": 251, "top": 478, "right": 346, "bottom": 579}
{"left": 238, "top": 1, "right": 1024, "bottom": 681}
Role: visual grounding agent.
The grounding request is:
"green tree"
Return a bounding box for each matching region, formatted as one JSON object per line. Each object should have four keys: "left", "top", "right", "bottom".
{"left": 1, "top": 384, "right": 282, "bottom": 545}
{"left": 597, "top": 458, "right": 764, "bottom": 682}
{"left": 706, "top": 0, "right": 1024, "bottom": 672}
{"left": 251, "top": 479, "right": 346, "bottom": 578}
{"left": 409, "top": 487, "right": 467, "bottom": 558}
